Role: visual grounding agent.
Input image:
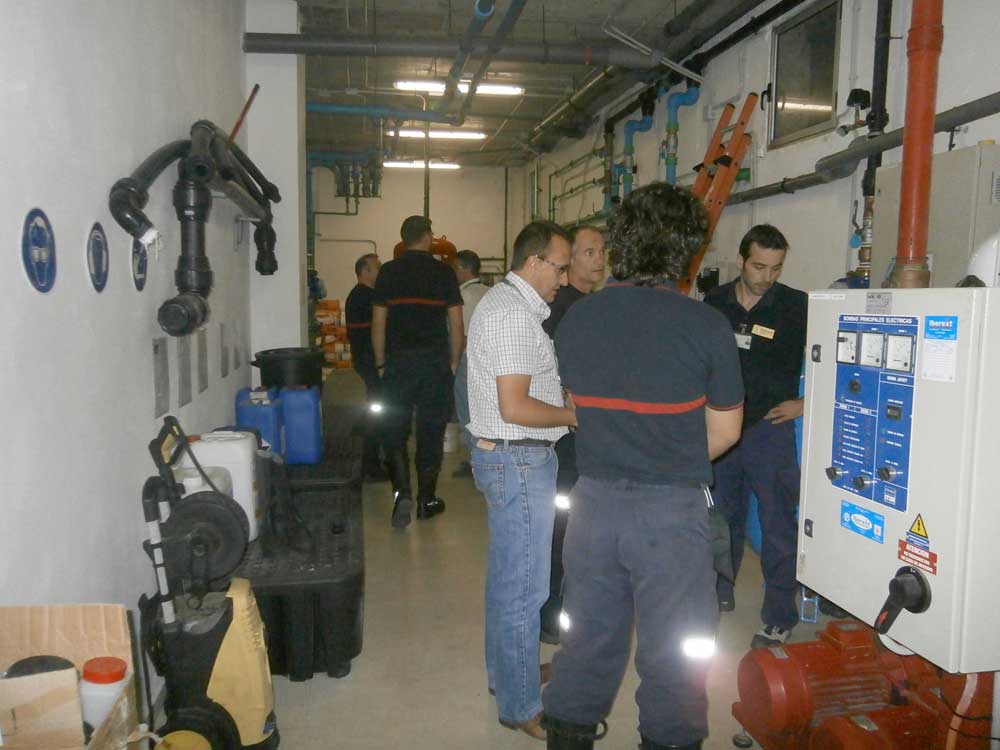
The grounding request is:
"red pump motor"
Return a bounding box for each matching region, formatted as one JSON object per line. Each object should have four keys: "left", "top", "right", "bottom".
{"left": 732, "top": 620, "right": 993, "bottom": 750}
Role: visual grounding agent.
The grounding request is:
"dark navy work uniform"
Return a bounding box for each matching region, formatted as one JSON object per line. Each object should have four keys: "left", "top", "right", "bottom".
{"left": 704, "top": 280, "right": 807, "bottom": 630}
{"left": 346, "top": 282, "right": 380, "bottom": 474}
{"left": 543, "top": 281, "right": 744, "bottom": 748}
{"left": 540, "top": 282, "right": 588, "bottom": 642}
{"left": 372, "top": 250, "right": 462, "bottom": 480}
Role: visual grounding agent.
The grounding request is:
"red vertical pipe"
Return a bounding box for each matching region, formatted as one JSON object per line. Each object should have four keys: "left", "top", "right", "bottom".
{"left": 893, "top": 0, "right": 944, "bottom": 288}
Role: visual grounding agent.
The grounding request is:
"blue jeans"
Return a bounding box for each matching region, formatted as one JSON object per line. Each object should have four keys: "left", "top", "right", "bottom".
{"left": 453, "top": 353, "right": 474, "bottom": 450}
{"left": 472, "top": 443, "right": 557, "bottom": 723}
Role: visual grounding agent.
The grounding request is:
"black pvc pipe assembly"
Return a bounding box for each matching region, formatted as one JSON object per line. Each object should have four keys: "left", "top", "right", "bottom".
{"left": 109, "top": 120, "right": 281, "bottom": 337}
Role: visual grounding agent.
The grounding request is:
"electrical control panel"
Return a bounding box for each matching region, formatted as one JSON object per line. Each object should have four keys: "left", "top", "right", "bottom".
{"left": 799, "top": 288, "right": 1000, "bottom": 673}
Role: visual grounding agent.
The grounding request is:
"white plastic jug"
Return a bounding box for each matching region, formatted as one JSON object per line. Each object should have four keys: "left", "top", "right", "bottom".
{"left": 158, "top": 467, "right": 234, "bottom": 523}
{"left": 178, "top": 432, "right": 260, "bottom": 540}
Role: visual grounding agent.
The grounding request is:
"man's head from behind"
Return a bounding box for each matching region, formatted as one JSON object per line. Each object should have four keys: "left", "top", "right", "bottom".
{"left": 569, "top": 226, "right": 607, "bottom": 291}
{"left": 510, "top": 220, "right": 572, "bottom": 303}
{"left": 738, "top": 224, "right": 789, "bottom": 297}
{"left": 608, "top": 182, "right": 709, "bottom": 283}
{"left": 355, "top": 253, "right": 380, "bottom": 288}
{"left": 400, "top": 215, "right": 433, "bottom": 250}
{"left": 455, "top": 249, "right": 481, "bottom": 284}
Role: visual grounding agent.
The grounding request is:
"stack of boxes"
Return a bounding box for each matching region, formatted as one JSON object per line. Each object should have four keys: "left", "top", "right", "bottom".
{"left": 315, "top": 299, "right": 353, "bottom": 369}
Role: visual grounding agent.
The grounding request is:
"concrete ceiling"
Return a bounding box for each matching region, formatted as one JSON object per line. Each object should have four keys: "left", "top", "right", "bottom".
{"left": 293, "top": 0, "right": 755, "bottom": 166}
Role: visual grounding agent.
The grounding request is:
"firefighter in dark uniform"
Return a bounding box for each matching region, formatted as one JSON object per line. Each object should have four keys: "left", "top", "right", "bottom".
{"left": 372, "top": 215, "right": 464, "bottom": 528}
{"left": 542, "top": 183, "right": 744, "bottom": 750}
{"left": 345, "top": 252, "right": 384, "bottom": 480}
{"left": 704, "top": 224, "right": 807, "bottom": 649}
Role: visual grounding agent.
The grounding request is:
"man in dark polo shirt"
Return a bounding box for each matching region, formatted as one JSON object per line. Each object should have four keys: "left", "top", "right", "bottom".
{"left": 542, "top": 183, "right": 744, "bottom": 750}
{"left": 372, "top": 215, "right": 464, "bottom": 528}
{"left": 540, "top": 224, "right": 606, "bottom": 644}
{"left": 345, "top": 252, "right": 383, "bottom": 480}
{"left": 704, "top": 224, "right": 807, "bottom": 650}
{"left": 542, "top": 225, "right": 607, "bottom": 337}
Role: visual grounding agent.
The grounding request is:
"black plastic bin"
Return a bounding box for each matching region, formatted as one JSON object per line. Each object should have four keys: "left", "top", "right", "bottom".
{"left": 234, "top": 437, "right": 365, "bottom": 680}
{"left": 252, "top": 347, "right": 325, "bottom": 390}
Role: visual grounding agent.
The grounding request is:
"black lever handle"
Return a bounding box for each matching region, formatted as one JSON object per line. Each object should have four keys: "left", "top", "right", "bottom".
{"left": 875, "top": 566, "right": 931, "bottom": 634}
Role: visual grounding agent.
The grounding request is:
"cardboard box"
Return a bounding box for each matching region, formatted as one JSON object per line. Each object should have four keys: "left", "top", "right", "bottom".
{"left": 0, "top": 604, "right": 139, "bottom": 750}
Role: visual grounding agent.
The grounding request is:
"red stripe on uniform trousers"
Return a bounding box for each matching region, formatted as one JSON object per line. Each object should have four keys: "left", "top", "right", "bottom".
{"left": 571, "top": 393, "right": 707, "bottom": 414}
{"left": 385, "top": 297, "right": 448, "bottom": 307}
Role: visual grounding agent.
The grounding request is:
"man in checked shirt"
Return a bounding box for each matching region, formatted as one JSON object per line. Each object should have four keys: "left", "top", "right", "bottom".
{"left": 466, "top": 220, "right": 578, "bottom": 741}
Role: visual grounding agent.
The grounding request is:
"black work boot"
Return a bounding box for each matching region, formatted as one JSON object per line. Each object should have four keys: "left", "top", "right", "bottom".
{"left": 416, "top": 469, "right": 446, "bottom": 519}
{"left": 386, "top": 449, "right": 413, "bottom": 528}
{"left": 542, "top": 716, "right": 607, "bottom": 750}
{"left": 639, "top": 736, "right": 702, "bottom": 750}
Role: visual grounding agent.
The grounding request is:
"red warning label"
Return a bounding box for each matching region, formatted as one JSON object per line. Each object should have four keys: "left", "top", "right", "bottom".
{"left": 898, "top": 540, "right": 938, "bottom": 575}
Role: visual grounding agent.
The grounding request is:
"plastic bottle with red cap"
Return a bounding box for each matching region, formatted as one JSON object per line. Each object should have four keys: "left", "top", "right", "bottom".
{"left": 80, "top": 656, "right": 129, "bottom": 732}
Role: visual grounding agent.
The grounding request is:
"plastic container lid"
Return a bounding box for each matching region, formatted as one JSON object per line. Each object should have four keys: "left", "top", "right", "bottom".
{"left": 82, "top": 656, "right": 127, "bottom": 684}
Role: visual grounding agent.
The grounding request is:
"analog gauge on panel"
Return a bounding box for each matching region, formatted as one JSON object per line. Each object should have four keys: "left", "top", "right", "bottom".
{"left": 836, "top": 331, "right": 858, "bottom": 364}
{"left": 885, "top": 334, "right": 914, "bottom": 373}
{"left": 859, "top": 332, "right": 884, "bottom": 367}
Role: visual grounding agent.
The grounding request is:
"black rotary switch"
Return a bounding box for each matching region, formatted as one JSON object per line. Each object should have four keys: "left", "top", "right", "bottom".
{"left": 849, "top": 379, "right": 862, "bottom": 394}
{"left": 877, "top": 466, "right": 898, "bottom": 482}
{"left": 853, "top": 475, "right": 872, "bottom": 491}
{"left": 825, "top": 466, "right": 844, "bottom": 481}
{"left": 875, "top": 566, "right": 932, "bottom": 634}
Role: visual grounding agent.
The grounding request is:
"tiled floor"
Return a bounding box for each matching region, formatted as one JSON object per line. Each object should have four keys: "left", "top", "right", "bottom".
{"left": 275, "top": 371, "right": 833, "bottom": 749}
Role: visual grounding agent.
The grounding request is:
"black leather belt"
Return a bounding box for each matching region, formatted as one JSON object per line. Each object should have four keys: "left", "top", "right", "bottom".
{"left": 476, "top": 437, "right": 554, "bottom": 448}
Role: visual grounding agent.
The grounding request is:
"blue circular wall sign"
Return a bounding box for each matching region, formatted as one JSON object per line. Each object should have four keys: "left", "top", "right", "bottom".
{"left": 87, "top": 222, "right": 110, "bottom": 292}
{"left": 132, "top": 238, "right": 148, "bottom": 291}
{"left": 21, "top": 208, "right": 56, "bottom": 293}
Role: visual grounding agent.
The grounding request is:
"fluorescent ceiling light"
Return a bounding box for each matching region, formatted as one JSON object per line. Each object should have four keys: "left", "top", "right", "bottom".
{"left": 387, "top": 129, "right": 487, "bottom": 140}
{"left": 383, "top": 160, "right": 461, "bottom": 170}
{"left": 393, "top": 79, "right": 523, "bottom": 96}
{"left": 778, "top": 101, "right": 833, "bottom": 112}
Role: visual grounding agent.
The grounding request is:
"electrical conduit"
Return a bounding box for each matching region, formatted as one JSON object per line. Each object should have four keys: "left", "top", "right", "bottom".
{"left": 665, "top": 85, "right": 700, "bottom": 184}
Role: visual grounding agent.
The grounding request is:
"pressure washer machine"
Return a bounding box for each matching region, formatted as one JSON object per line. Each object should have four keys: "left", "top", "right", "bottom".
{"left": 139, "top": 416, "right": 279, "bottom": 749}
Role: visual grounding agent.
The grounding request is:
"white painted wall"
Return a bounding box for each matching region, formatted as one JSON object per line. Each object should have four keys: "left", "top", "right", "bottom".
{"left": 0, "top": 3, "right": 254, "bottom": 607}
{"left": 247, "top": 0, "right": 307, "bottom": 357}
{"left": 541, "top": 0, "right": 1000, "bottom": 294}
{"left": 312, "top": 166, "right": 524, "bottom": 303}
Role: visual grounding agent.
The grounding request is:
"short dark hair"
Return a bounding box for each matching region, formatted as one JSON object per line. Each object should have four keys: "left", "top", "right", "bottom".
{"left": 510, "top": 220, "right": 571, "bottom": 271}
{"left": 354, "top": 253, "right": 378, "bottom": 277}
{"left": 400, "top": 215, "right": 432, "bottom": 246}
{"left": 607, "top": 182, "right": 708, "bottom": 283}
{"left": 739, "top": 224, "right": 789, "bottom": 259}
{"left": 569, "top": 225, "right": 602, "bottom": 245}
{"left": 455, "top": 249, "right": 481, "bottom": 275}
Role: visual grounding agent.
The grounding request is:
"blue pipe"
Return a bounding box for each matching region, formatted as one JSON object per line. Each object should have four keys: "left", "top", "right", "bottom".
{"left": 665, "top": 85, "right": 700, "bottom": 184}
{"left": 622, "top": 114, "right": 653, "bottom": 196}
{"left": 605, "top": 163, "right": 627, "bottom": 211}
{"left": 306, "top": 102, "right": 458, "bottom": 124}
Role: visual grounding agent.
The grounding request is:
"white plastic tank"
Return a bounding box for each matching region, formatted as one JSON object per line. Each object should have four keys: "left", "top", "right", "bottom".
{"left": 178, "top": 432, "right": 260, "bottom": 540}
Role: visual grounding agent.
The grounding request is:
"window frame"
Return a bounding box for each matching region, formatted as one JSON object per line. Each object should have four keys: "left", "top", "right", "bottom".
{"left": 768, "top": 0, "right": 843, "bottom": 150}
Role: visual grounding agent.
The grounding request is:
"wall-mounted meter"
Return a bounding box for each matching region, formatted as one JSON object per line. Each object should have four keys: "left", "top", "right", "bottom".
{"left": 800, "top": 288, "right": 1000, "bottom": 673}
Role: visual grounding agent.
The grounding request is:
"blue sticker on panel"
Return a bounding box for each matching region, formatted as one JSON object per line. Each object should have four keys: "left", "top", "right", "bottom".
{"left": 924, "top": 316, "right": 958, "bottom": 340}
{"left": 21, "top": 208, "right": 56, "bottom": 293}
{"left": 841, "top": 500, "right": 885, "bottom": 543}
{"left": 132, "top": 239, "right": 148, "bottom": 291}
{"left": 831, "top": 315, "right": 917, "bottom": 512}
{"left": 87, "top": 222, "right": 109, "bottom": 292}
